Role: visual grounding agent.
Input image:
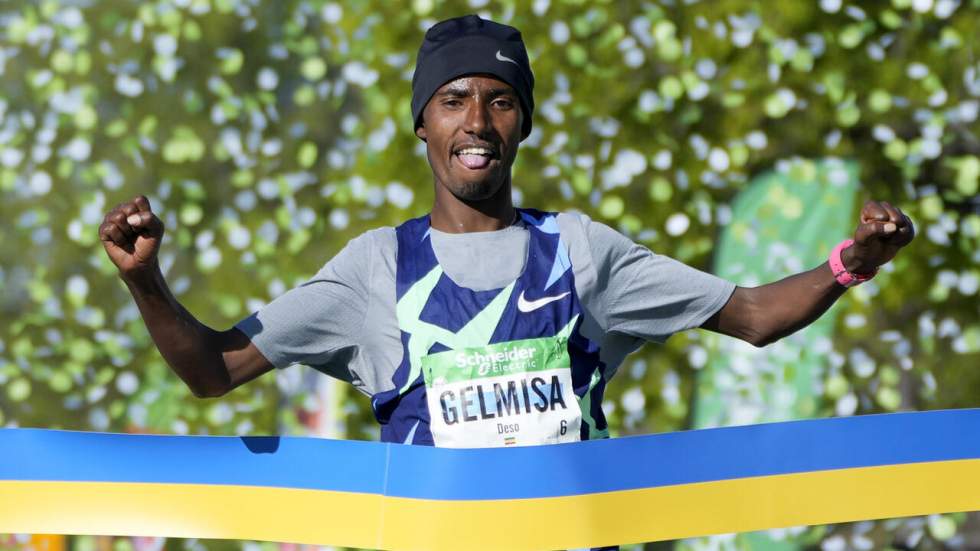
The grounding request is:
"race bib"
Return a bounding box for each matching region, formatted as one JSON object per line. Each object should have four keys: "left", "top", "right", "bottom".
{"left": 422, "top": 335, "right": 582, "bottom": 448}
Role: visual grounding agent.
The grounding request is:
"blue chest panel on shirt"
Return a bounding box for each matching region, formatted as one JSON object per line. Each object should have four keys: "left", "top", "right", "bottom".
{"left": 371, "top": 209, "right": 610, "bottom": 446}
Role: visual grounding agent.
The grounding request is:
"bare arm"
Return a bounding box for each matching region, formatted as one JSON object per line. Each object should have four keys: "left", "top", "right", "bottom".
{"left": 100, "top": 196, "right": 273, "bottom": 398}
{"left": 122, "top": 265, "right": 273, "bottom": 397}
{"left": 700, "top": 265, "right": 845, "bottom": 347}
{"left": 701, "top": 200, "right": 915, "bottom": 347}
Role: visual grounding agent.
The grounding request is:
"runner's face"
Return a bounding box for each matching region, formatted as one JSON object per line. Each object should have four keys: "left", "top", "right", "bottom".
{"left": 416, "top": 76, "right": 523, "bottom": 202}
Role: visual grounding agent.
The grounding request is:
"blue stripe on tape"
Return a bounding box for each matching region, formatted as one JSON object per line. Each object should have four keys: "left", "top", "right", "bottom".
{"left": 2, "top": 409, "right": 978, "bottom": 500}
{"left": 0, "top": 429, "right": 387, "bottom": 494}
{"left": 387, "top": 409, "right": 980, "bottom": 499}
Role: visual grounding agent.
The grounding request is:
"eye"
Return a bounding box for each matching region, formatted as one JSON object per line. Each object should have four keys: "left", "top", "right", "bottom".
{"left": 442, "top": 98, "right": 463, "bottom": 108}
{"left": 493, "top": 98, "right": 515, "bottom": 110}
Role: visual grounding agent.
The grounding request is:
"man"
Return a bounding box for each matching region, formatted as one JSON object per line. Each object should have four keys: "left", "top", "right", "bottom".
{"left": 100, "top": 15, "right": 914, "bottom": 448}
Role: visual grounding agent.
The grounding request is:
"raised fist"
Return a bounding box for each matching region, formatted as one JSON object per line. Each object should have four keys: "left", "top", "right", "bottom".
{"left": 99, "top": 195, "right": 165, "bottom": 278}
{"left": 845, "top": 200, "right": 915, "bottom": 274}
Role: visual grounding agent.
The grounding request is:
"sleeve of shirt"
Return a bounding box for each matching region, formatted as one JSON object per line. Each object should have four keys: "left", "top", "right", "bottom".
{"left": 234, "top": 231, "right": 374, "bottom": 380}
{"left": 584, "top": 216, "right": 736, "bottom": 343}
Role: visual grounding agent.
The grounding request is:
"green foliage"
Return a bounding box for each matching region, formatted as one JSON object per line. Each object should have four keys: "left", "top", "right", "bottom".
{"left": 0, "top": 0, "right": 977, "bottom": 549}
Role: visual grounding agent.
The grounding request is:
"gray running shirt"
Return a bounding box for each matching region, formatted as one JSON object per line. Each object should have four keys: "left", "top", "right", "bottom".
{"left": 235, "top": 212, "right": 737, "bottom": 397}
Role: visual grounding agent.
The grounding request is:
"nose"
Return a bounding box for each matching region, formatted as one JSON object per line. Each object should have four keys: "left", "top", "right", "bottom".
{"left": 462, "top": 100, "right": 492, "bottom": 136}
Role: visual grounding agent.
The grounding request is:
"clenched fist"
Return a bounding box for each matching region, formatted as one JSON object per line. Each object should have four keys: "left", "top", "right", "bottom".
{"left": 99, "top": 195, "right": 165, "bottom": 278}
{"left": 843, "top": 200, "right": 915, "bottom": 274}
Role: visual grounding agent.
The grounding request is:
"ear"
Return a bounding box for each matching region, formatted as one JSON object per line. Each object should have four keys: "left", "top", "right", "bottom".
{"left": 415, "top": 124, "right": 427, "bottom": 142}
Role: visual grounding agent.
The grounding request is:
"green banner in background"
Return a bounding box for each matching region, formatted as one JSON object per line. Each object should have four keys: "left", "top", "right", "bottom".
{"left": 691, "top": 158, "right": 860, "bottom": 551}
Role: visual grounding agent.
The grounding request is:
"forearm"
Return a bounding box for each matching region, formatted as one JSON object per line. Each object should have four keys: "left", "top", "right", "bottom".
{"left": 122, "top": 265, "right": 232, "bottom": 397}
{"left": 742, "top": 262, "right": 846, "bottom": 346}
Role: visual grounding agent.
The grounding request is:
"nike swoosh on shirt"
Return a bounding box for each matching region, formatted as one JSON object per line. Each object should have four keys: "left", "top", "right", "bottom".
{"left": 517, "top": 290, "right": 570, "bottom": 313}
{"left": 496, "top": 50, "right": 519, "bottom": 66}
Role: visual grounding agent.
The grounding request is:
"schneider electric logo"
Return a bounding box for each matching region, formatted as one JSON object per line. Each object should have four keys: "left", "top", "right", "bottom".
{"left": 455, "top": 346, "right": 538, "bottom": 377}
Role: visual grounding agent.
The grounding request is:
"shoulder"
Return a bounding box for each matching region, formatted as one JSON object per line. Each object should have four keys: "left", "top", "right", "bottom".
{"left": 556, "top": 211, "right": 637, "bottom": 258}
{"left": 556, "top": 210, "right": 589, "bottom": 233}
{"left": 334, "top": 227, "right": 396, "bottom": 258}
{"left": 312, "top": 226, "right": 396, "bottom": 281}
{"left": 356, "top": 226, "right": 396, "bottom": 253}
{"left": 555, "top": 211, "right": 593, "bottom": 244}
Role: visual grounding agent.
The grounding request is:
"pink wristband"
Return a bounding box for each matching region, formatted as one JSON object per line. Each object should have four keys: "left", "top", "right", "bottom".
{"left": 829, "top": 239, "right": 877, "bottom": 288}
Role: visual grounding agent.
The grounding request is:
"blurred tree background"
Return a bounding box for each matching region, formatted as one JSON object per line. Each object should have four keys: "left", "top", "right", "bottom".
{"left": 0, "top": 0, "right": 978, "bottom": 550}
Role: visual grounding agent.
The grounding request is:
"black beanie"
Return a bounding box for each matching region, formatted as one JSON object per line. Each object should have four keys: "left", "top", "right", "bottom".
{"left": 412, "top": 15, "right": 535, "bottom": 139}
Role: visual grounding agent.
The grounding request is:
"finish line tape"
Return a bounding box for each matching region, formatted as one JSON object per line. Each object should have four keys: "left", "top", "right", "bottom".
{"left": 2, "top": 409, "right": 979, "bottom": 550}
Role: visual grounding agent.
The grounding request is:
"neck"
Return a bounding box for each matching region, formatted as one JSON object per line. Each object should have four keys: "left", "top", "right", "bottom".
{"left": 430, "top": 180, "right": 517, "bottom": 233}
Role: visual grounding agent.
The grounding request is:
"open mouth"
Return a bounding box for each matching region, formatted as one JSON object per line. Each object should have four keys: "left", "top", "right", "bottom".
{"left": 453, "top": 145, "right": 498, "bottom": 170}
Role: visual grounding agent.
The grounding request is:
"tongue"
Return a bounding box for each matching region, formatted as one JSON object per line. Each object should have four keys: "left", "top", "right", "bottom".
{"left": 458, "top": 154, "right": 491, "bottom": 169}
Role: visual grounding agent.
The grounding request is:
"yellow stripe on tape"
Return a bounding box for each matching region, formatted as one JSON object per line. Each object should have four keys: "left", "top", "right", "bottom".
{"left": 0, "top": 481, "right": 384, "bottom": 550}
{"left": 385, "top": 459, "right": 980, "bottom": 550}
{"left": 2, "top": 459, "right": 978, "bottom": 550}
